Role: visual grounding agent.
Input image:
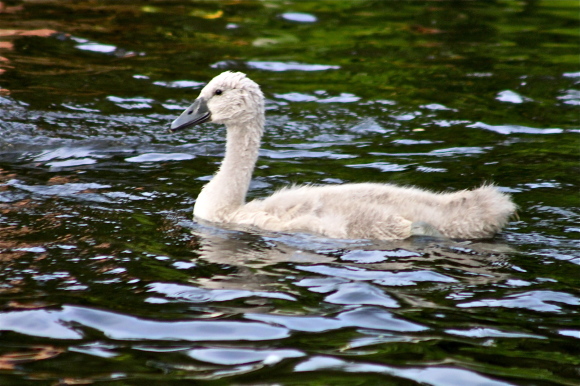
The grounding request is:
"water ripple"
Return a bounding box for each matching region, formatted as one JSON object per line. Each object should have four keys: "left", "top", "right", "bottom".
{"left": 469, "top": 122, "right": 563, "bottom": 135}
{"left": 325, "top": 282, "right": 399, "bottom": 307}
{"left": 187, "top": 347, "right": 304, "bottom": 365}
{"left": 294, "top": 356, "right": 513, "bottom": 386}
{"left": 246, "top": 306, "right": 426, "bottom": 333}
{"left": 445, "top": 327, "right": 545, "bottom": 339}
{"left": 0, "top": 306, "right": 290, "bottom": 341}
{"left": 146, "top": 282, "right": 296, "bottom": 303}
{"left": 458, "top": 290, "right": 580, "bottom": 313}
{"left": 281, "top": 12, "right": 317, "bottom": 23}
{"left": 211, "top": 60, "right": 339, "bottom": 72}
{"left": 296, "top": 265, "right": 457, "bottom": 286}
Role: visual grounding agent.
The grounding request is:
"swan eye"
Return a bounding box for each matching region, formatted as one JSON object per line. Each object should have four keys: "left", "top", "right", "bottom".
{"left": 215, "top": 89, "right": 222, "bottom": 96}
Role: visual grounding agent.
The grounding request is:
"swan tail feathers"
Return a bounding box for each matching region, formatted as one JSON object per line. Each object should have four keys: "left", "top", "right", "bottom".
{"left": 439, "top": 185, "right": 516, "bottom": 239}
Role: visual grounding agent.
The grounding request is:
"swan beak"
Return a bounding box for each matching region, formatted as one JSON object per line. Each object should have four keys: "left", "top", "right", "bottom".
{"left": 170, "top": 98, "right": 211, "bottom": 132}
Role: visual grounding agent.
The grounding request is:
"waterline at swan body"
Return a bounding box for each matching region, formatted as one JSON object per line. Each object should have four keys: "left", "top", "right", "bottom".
{"left": 170, "top": 71, "right": 516, "bottom": 240}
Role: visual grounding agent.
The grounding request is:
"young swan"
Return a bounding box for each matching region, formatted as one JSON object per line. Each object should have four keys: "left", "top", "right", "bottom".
{"left": 170, "top": 71, "right": 516, "bottom": 240}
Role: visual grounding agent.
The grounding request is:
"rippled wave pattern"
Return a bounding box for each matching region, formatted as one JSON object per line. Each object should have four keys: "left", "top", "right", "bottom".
{"left": 0, "top": 1, "right": 578, "bottom": 385}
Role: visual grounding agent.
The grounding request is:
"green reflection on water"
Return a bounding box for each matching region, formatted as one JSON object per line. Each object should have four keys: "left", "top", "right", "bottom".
{"left": 0, "top": 0, "right": 579, "bottom": 385}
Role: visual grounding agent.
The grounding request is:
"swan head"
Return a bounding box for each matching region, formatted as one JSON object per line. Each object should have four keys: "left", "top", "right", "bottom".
{"left": 170, "top": 71, "right": 264, "bottom": 132}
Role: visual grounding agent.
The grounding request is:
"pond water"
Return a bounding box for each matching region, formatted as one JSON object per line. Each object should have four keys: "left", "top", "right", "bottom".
{"left": 0, "top": 1, "right": 579, "bottom": 384}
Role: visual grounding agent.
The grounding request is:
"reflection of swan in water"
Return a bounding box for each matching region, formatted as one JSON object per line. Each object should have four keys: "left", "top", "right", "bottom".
{"left": 170, "top": 71, "right": 516, "bottom": 240}
{"left": 181, "top": 220, "right": 514, "bottom": 293}
{"left": 187, "top": 221, "right": 335, "bottom": 292}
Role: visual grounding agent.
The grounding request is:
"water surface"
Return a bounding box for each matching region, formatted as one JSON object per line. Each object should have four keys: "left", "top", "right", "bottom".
{"left": 0, "top": 1, "right": 579, "bottom": 385}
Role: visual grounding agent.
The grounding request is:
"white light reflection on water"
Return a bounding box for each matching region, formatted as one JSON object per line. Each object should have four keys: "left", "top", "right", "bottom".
{"left": 294, "top": 356, "right": 513, "bottom": 386}
{"left": 0, "top": 305, "right": 290, "bottom": 341}
{"left": 281, "top": 12, "right": 317, "bottom": 23}
{"left": 211, "top": 60, "right": 340, "bottom": 72}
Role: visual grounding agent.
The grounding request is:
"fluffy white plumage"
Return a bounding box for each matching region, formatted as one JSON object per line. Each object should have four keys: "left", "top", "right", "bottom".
{"left": 171, "top": 71, "right": 516, "bottom": 240}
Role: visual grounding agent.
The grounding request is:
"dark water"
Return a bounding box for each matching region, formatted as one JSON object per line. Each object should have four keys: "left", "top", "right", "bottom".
{"left": 0, "top": 1, "right": 579, "bottom": 384}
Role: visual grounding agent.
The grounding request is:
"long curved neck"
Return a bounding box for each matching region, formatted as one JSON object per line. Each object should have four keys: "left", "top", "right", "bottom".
{"left": 194, "top": 117, "right": 263, "bottom": 222}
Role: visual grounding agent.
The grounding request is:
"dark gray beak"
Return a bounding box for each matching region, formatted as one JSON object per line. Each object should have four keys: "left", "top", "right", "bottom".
{"left": 170, "top": 98, "right": 211, "bottom": 132}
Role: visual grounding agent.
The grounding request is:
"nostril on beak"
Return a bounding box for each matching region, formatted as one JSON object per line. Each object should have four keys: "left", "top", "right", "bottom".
{"left": 187, "top": 110, "right": 193, "bottom": 115}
